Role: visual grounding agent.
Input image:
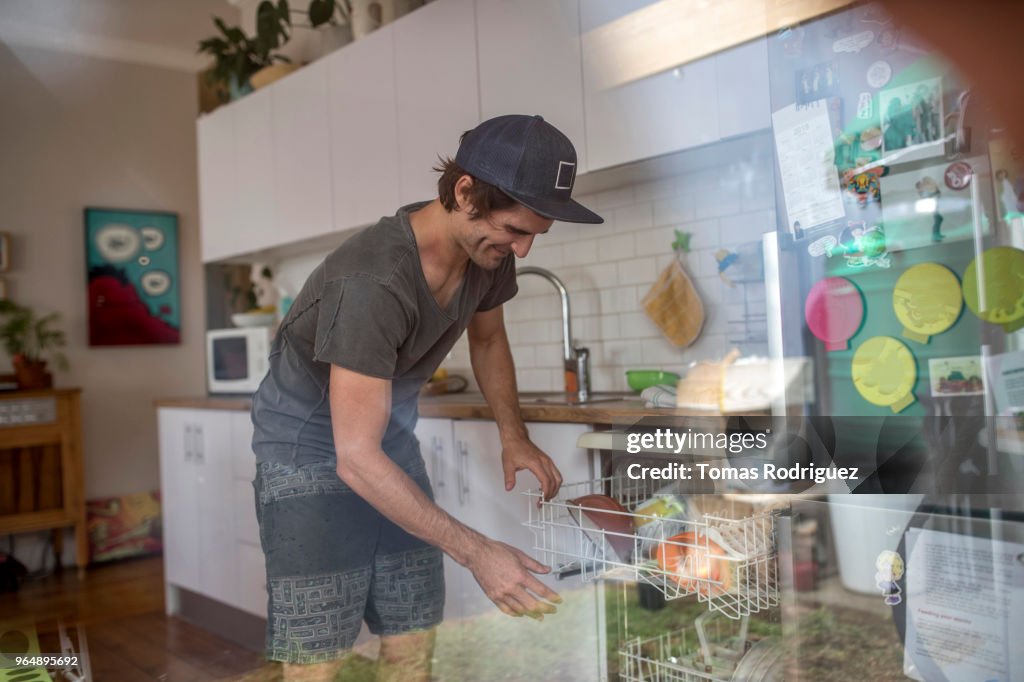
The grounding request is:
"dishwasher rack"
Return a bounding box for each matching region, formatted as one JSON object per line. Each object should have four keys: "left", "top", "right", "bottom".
{"left": 619, "top": 612, "right": 783, "bottom": 682}
{"left": 524, "top": 477, "right": 779, "bottom": 619}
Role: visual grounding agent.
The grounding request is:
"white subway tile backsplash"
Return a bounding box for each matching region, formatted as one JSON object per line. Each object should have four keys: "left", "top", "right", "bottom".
{"left": 593, "top": 186, "right": 635, "bottom": 209}
{"left": 572, "top": 289, "right": 601, "bottom": 317}
{"left": 578, "top": 263, "right": 618, "bottom": 292}
{"left": 652, "top": 196, "right": 695, "bottom": 226}
{"left": 561, "top": 239, "right": 598, "bottom": 267}
{"left": 613, "top": 202, "right": 655, "bottom": 231}
{"left": 599, "top": 315, "right": 621, "bottom": 341}
{"left": 617, "top": 257, "right": 658, "bottom": 286}
{"left": 517, "top": 368, "right": 555, "bottom": 392}
{"left": 525, "top": 243, "right": 562, "bottom": 269}
{"left": 634, "top": 226, "right": 678, "bottom": 257}
{"left": 598, "top": 233, "right": 636, "bottom": 262}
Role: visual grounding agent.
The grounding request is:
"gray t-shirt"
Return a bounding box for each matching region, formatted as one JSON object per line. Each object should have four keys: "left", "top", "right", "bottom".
{"left": 251, "top": 201, "right": 518, "bottom": 469}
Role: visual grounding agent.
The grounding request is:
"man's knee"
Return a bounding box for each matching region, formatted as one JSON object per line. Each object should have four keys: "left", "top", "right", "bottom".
{"left": 378, "top": 628, "right": 436, "bottom": 666}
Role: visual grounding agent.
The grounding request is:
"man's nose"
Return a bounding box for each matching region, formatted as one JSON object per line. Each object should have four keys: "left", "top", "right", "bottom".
{"left": 511, "top": 234, "right": 535, "bottom": 258}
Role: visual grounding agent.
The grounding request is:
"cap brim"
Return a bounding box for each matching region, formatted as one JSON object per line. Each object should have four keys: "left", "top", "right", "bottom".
{"left": 506, "top": 191, "right": 604, "bottom": 224}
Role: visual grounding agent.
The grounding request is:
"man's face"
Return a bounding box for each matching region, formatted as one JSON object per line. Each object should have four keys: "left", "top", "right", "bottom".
{"left": 457, "top": 203, "right": 553, "bottom": 270}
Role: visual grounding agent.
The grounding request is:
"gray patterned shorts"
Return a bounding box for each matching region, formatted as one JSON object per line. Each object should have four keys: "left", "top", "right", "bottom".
{"left": 252, "top": 459, "right": 445, "bottom": 664}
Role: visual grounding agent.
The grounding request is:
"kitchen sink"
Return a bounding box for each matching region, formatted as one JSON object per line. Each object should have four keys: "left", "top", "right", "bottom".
{"left": 517, "top": 391, "right": 635, "bottom": 406}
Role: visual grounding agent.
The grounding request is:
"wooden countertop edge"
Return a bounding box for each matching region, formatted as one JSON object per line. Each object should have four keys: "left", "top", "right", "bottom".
{"left": 155, "top": 395, "right": 767, "bottom": 424}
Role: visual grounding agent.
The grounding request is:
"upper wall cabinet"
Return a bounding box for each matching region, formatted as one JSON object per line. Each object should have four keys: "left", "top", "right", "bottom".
{"left": 581, "top": 0, "right": 718, "bottom": 171}
{"left": 233, "top": 88, "right": 278, "bottom": 252}
{"left": 394, "top": 0, "right": 480, "bottom": 205}
{"left": 326, "top": 24, "right": 401, "bottom": 230}
{"left": 197, "top": 106, "right": 236, "bottom": 263}
{"left": 715, "top": 37, "right": 770, "bottom": 141}
{"left": 271, "top": 57, "right": 334, "bottom": 245}
{"left": 580, "top": 1, "right": 771, "bottom": 171}
{"left": 475, "top": 0, "right": 588, "bottom": 173}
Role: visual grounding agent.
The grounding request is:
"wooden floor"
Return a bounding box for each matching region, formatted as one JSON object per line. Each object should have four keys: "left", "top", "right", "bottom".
{"left": 0, "top": 556, "right": 281, "bottom": 681}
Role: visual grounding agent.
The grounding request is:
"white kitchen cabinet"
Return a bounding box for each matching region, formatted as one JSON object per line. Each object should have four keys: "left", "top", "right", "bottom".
{"left": 157, "top": 408, "right": 237, "bottom": 612}
{"left": 715, "top": 37, "right": 771, "bottom": 140}
{"left": 271, "top": 58, "right": 334, "bottom": 245}
{"left": 233, "top": 87, "right": 278, "bottom": 254}
{"left": 581, "top": 0, "right": 721, "bottom": 170}
{"left": 475, "top": 0, "right": 588, "bottom": 173}
{"left": 197, "top": 107, "right": 236, "bottom": 263}
{"left": 326, "top": 24, "right": 402, "bottom": 231}
{"left": 394, "top": 0, "right": 480, "bottom": 204}
{"left": 416, "top": 417, "right": 602, "bottom": 682}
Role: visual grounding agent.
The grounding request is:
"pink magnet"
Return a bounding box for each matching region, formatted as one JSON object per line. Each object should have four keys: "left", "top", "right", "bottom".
{"left": 805, "top": 277, "right": 865, "bottom": 351}
{"left": 944, "top": 161, "right": 972, "bottom": 190}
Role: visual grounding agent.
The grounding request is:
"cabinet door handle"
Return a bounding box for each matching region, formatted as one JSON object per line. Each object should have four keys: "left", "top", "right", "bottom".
{"left": 456, "top": 440, "right": 470, "bottom": 504}
{"left": 184, "top": 424, "right": 194, "bottom": 461}
{"left": 431, "top": 436, "right": 446, "bottom": 489}
{"left": 195, "top": 425, "right": 205, "bottom": 463}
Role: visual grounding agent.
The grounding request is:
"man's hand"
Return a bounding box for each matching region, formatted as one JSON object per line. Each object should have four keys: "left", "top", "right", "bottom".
{"left": 466, "top": 537, "right": 562, "bottom": 620}
{"left": 501, "top": 438, "right": 563, "bottom": 501}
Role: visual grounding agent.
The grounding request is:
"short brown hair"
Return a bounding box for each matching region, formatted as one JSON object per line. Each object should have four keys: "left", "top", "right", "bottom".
{"left": 434, "top": 156, "right": 517, "bottom": 220}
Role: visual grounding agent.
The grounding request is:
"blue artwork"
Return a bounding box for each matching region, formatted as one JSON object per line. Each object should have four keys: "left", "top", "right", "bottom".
{"left": 85, "top": 208, "right": 180, "bottom": 346}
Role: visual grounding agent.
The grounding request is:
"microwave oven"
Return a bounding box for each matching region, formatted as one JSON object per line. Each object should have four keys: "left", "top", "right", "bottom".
{"left": 206, "top": 327, "right": 272, "bottom": 394}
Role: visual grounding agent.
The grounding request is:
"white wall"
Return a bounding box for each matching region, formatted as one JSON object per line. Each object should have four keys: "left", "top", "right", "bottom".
{"left": 272, "top": 135, "right": 776, "bottom": 393}
{"left": 0, "top": 42, "right": 206, "bottom": 565}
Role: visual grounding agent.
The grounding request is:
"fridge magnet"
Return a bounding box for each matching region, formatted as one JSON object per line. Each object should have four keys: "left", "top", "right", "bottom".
{"left": 808, "top": 234, "right": 838, "bottom": 258}
{"left": 880, "top": 77, "right": 944, "bottom": 159}
{"left": 877, "top": 27, "right": 900, "bottom": 51}
{"left": 989, "top": 138, "right": 1024, "bottom": 222}
{"left": 85, "top": 208, "right": 180, "bottom": 346}
{"left": 833, "top": 30, "right": 874, "bottom": 54}
{"left": 795, "top": 61, "right": 840, "bottom": 106}
{"left": 832, "top": 222, "right": 891, "bottom": 269}
{"left": 856, "top": 91, "right": 874, "bottom": 120}
{"left": 866, "top": 60, "right": 893, "bottom": 89}
{"left": 714, "top": 249, "right": 739, "bottom": 286}
{"left": 852, "top": 336, "right": 917, "bottom": 413}
{"left": 944, "top": 161, "right": 972, "bottom": 190}
{"left": 893, "top": 263, "right": 963, "bottom": 344}
{"left": 841, "top": 165, "right": 889, "bottom": 208}
{"left": 875, "top": 550, "right": 904, "bottom": 606}
{"left": 962, "top": 246, "right": 1024, "bottom": 333}
{"left": 805, "top": 277, "right": 864, "bottom": 351}
{"left": 928, "top": 356, "right": 984, "bottom": 396}
{"left": 879, "top": 159, "right": 981, "bottom": 252}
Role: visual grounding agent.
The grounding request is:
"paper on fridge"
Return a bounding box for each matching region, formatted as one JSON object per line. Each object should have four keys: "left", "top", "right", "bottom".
{"left": 984, "top": 350, "right": 1024, "bottom": 415}
{"left": 771, "top": 102, "right": 846, "bottom": 232}
{"left": 902, "top": 528, "right": 1024, "bottom": 682}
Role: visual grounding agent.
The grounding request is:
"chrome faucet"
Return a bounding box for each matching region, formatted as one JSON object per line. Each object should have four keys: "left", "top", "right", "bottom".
{"left": 516, "top": 266, "right": 590, "bottom": 403}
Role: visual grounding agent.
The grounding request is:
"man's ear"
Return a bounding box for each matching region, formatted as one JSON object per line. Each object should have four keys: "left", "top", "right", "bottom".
{"left": 454, "top": 174, "right": 475, "bottom": 214}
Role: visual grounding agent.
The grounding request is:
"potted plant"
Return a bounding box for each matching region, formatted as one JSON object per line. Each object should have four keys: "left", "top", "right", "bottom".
{"left": 307, "top": 0, "right": 354, "bottom": 57}
{"left": 0, "top": 300, "right": 69, "bottom": 390}
{"left": 198, "top": 0, "right": 295, "bottom": 101}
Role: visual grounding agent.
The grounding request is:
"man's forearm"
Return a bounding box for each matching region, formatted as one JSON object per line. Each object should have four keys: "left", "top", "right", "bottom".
{"left": 335, "top": 448, "right": 484, "bottom": 567}
{"left": 469, "top": 332, "right": 529, "bottom": 444}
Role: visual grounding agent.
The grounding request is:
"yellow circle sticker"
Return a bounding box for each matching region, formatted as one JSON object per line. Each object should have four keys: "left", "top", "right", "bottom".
{"left": 893, "top": 263, "right": 962, "bottom": 343}
{"left": 963, "top": 247, "right": 1024, "bottom": 332}
{"left": 852, "top": 336, "right": 917, "bottom": 413}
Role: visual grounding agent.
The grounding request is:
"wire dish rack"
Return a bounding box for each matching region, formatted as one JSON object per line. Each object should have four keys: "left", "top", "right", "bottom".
{"left": 524, "top": 477, "right": 779, "bottom": 619}
{"left": 620, "top": 612, "right": 783, "bottom": 682}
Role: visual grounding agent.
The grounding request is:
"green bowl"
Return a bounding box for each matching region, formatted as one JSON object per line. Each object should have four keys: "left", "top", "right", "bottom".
{"left": 626, "top": 369, "right": 681, "bottom": 393}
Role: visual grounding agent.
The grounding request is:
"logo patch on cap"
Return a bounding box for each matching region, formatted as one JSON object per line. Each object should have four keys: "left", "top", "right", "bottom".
{"left": 555, "top": 161, "right": 576, "bottom": 190}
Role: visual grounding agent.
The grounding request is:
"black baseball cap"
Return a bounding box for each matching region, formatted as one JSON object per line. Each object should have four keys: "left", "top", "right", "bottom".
{"left": 454, "top": 114, "right": 603, "bottom": 224}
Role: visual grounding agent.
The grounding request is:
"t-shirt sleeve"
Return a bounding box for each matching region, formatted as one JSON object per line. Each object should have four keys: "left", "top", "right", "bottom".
{"left": 476, "top": 255, "right": 519, "bottom": 312}
{"left": 312, "top": 276, "right": 410, "bottom": 378}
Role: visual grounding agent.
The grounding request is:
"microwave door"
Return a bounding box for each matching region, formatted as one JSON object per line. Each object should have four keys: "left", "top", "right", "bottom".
{"left": 212, "top": 336, "right": 249, "bottom": 382}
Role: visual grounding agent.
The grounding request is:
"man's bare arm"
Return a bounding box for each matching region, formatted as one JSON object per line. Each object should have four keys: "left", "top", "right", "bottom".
{"left": 467, "top": 306, "right": 563, "bottom": 500}
{"left": 329, "top": 363, "right": 559, "bottom": 618}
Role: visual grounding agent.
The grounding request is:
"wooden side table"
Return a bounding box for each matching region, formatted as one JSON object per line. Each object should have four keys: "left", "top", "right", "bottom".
{"left": 0, "top": 389, "right": 87, "bottom": 577}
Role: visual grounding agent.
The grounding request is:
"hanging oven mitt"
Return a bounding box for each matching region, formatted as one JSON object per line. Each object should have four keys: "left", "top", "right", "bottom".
{"left": 642, "top": 231, "right": 705, "bottom": 347}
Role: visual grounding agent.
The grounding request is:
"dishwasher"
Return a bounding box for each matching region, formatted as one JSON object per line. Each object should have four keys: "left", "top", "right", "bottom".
{"left": 522, "top": 427, "right": 1024, "bottom": 682}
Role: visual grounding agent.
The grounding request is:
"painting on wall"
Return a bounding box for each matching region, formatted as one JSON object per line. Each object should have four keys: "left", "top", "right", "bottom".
{"left": 85, "top": 208, "right": 180, "bottom": 346}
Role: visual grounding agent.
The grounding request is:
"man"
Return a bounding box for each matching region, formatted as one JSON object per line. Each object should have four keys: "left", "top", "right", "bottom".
{"left": 251, "top": 114, "right": 603, "bottom": 681}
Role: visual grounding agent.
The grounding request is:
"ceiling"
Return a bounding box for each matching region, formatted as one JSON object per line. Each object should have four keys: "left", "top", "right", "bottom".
{"left": 0, "top": 0, "right": 240, "bottom": 72}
